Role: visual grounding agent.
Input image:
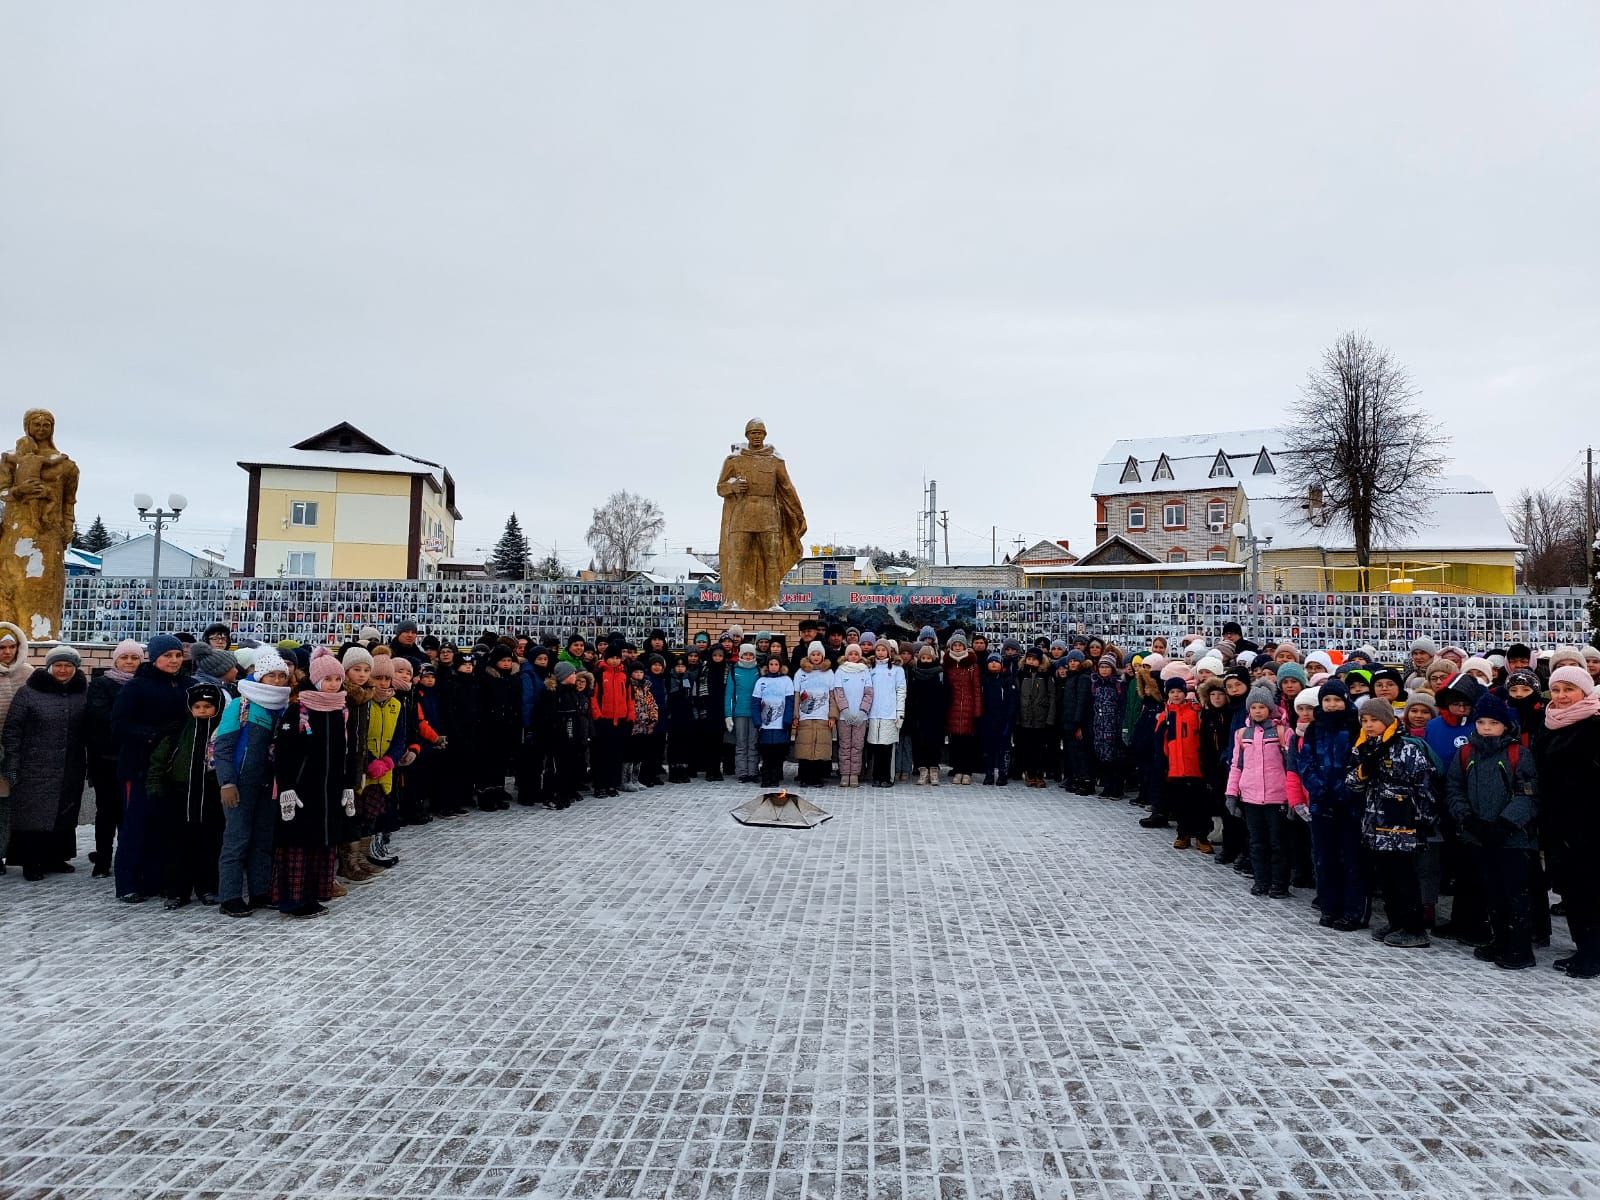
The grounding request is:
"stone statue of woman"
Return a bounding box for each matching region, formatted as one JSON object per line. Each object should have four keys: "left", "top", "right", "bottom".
{"left": 0, "top": 409, "right": 80, "bottom": 640}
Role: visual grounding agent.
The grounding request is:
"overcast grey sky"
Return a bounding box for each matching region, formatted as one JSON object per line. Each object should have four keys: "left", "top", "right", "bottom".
{"left": 3, "top": 3, "right": 1597, "bottom": 566}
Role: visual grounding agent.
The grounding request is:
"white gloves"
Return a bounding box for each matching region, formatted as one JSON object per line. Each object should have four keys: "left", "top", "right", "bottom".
{"left": 1225, "top": 797, "right": 1242, "bottom": 819}
{"left": 1291, "top": 803, "right": 1311, "bottom": 823}
{"left": 341, "top": 788, "right": 357, "bottom": 816}
{"left": 725, "top": 717, "right": 734, "bottom": 732}
{"left": 279, "top": 790, "right": 302, "bottom": 821}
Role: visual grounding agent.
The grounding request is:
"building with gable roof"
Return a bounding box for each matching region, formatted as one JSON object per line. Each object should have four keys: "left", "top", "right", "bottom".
{"left": 238, "top": 423, "right": 462, "bottom": 579}
{"left": 1089, "top": 429, "right": 1521, "bottom": 593}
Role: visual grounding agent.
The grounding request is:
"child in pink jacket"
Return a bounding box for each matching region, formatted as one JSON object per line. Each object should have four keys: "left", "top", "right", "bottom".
{"left": 1226, "top": 683, "right": 1294, "bottom": 898}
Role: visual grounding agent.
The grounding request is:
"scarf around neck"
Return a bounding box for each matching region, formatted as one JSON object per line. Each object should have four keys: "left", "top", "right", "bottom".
{"left": 300, "top": 688, "right": 348, "bottom": 713}
{"left": 238, "top": 678, "right": 290, "bottom": 711}
{"left": 1545, "top": 692, "right": 1600, "bottom": 730}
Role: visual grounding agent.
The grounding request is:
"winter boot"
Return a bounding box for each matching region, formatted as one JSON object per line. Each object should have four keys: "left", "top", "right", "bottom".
{"left": 915, "top": 767, "right": 928, "bottom": 785}
{"left": 356, "top": 837, "right": 389, "bottom": 875}
{"left": 621, "top": 764, "right": 642, "bottom": 793}
{"left": 929, "top": 770, "right": 940, "bottom": 787}
{"left": 338, "top": 844, "right": 375, "bottom": 884}
{"left": 367, "top": 833, "right": 399, "bottom": 868}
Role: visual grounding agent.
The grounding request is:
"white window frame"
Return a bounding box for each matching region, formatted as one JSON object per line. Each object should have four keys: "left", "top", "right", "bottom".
{"left": 290, "top": 500, "right": 319, "bottom": 527}
{"left": 1209, "top": 451, "right": 1232, "bottom": 479}
{"left": 1163, "top": 501, "right": 1186, "bottom": 528}
{"left": 286, "top": 551, "right": 317, "bottom": 577}
{"left": 1126, "top": 505, "right": 1146, "bottom": 531}
{"left": 1206, "top": 499, "right": 1229, "bottom": 527}
{"left": 1208, "top": 546, "right": 1229, "bottom": 561}
{"left": 1152, "top": 454, "right": 1174, "bottom": 481}
{"left": 1119, "top": 456, "right": 1141, "bottom": 484}
{"left": 1167, "top": 548, "right": 1187, "bottom": 563}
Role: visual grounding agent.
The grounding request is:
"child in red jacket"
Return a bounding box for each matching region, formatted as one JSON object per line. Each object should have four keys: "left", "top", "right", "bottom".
{"left": 1156, "top": 676, "right": 1211, "bottom": 853}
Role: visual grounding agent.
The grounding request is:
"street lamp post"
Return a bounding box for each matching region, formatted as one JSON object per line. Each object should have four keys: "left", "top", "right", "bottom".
{"left": 135, "top": 492, "right": 187, "bottom": 638}
{"left": 1231, "top": 521, "right": 1277, "bottom": 596}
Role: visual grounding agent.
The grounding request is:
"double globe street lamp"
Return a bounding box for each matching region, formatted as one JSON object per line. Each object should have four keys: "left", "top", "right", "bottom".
{"left": 135, "top": 492, "right": 187, "bottom": 638}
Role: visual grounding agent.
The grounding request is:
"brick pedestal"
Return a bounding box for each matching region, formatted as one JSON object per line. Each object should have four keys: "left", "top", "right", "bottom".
{"left": 685, "top": 609, "right": 821, "bottom": 649}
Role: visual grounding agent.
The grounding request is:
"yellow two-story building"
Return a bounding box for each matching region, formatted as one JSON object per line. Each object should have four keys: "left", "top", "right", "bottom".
{"left": 240, "top": 423, "right": 462, "bottom": 579}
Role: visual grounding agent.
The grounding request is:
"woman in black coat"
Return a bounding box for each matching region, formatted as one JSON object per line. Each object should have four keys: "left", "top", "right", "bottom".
{"left": 84, "top": 639, "right": 144, "bottom": 876}
{"left": 1533, "top": 665, "right": 1600, "bottom": 979}
{"left": 905, "top": 647, "right": 948, "bottom": 782}
{"left": 1, "top": 648, "right": 88, "bottom": 880}
{"left": 110, "top": 635, "right": 192, "bottom": 902}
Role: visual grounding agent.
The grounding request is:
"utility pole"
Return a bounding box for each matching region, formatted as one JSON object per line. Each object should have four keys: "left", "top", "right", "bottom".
{"left": 991, "top": 526, "right": 996, "bottom": 565}
{"left": 1587, "top": 446, "right": 1595, "bottom": 582}
{"left": 940, "top": 511, "right": 950, "bottom": 566}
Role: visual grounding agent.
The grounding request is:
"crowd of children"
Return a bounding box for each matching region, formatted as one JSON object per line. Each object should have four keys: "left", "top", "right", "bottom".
{"left": 1, "top": 616, "right": 1596, "bottom": 969}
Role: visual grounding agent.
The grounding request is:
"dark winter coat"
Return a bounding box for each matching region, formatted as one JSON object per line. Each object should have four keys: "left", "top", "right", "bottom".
{"left": 274, "top": 703, "right": 360, "bottom": 850}
{"left": 477, "top": 663, "right": 523, "bottom": 746}
{"left": 1289, "top": 709, "right": 1360, "bottom": 814}
{"left": 1533, "top": 714, "right": 1600, "bottom": 850}
{"left": 111, "top": 662, "right": 190, "bottom": 783}
{"left": 1, "top": 669, "right": 88, "bottom": 834}
{"left": 906, "top": 663, "right": 948, "bottom": 751}
{"left": 1346, "top": 725, "right": 1437, "bottom": 853}
{"left": 942, "top": 653, "right": 983, "bottom": 735}
{"left": 980, "top": 670, "right": 1019, "bottom": 732}
{"left": 84, "top": 673, "right": 125, "bottom": 768}
{"left": 147, "top": 715, "right": 223, "bottom": 827}
{"left": 1090, "top": 674, "right": 1127, "bottom": 763}
{"left": 666, "top": 670, "right": 697, "bottom": 735}
{"left": 1016, "top": 667, "right": 1056, "bottom": 730}
{"left": 1445, "top": 732, "right": 1538, "bottom": 849}
{"left": 693, "top": 657, "right": 728, "bottom": 722}
{"left": 1056, "top": 669, "right": 1091, "bottom": 734}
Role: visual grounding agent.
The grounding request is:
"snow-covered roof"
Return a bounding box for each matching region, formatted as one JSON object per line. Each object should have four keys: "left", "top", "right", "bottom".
{"left": 637, "top": 550, "right": 717, "bottom": 580}
{"left": 239, "top": 447, "right": 441, "bottom": 478}
{"left": 1093, "top": 428, "right": 1289, "bottom": 498}
{"left": 65, "top": 547, "right": 102, "bottom": 571}
{"left": 101, "top": 530, "right": 244, "bottom": 572}
{"left": 1251, "top": 475, "right": 1521, "bottom": 553}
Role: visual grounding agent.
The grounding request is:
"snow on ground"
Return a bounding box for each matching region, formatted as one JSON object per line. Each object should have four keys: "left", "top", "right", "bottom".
{"left": 2, "top": 777, "right": 1598, "bottom": 1198}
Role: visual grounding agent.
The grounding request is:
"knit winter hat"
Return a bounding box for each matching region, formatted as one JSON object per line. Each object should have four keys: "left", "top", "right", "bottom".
{"left": 1099, "top": 651, "right": 1121, "bottom": 668}
{"left": 369, "top": 655, "right": 394, "bottom": 679}
{"left": 1550, "top": 665, "right": 1596, "bottom": 696}
{"left": 553, "top": 661, "right": 577, "bottom": 683}
{"left": 1050, "top": 638, "right": 1068, "bottom": 654}
{"left": 1142, "top": 653, "right": 1168, "bottom": 672}
{"left": 233, "top": 647, "right": 256, "bottom": 672}
{"left": 356, "top": 625, "right": 382, "bottom": 644}
{"left": 111, "top": 638, "right": 145, "bottom": 661}
{"left": 985, "top": 652, "right": 1003, "bottom": 666}
{"left": 1194, "top": 656, "right": 1225, "bottom": 677}
{"left": 1471, "top": 692, "right": 1515, "bottom": 728}
{"left": 806, "top": 641, "right": 825, "bottom": 659}
{"left": 859, "top": 631, "right": 877, "bottom": 648}
{"left": 309, "top": 646, "right": 345, "bottom": 685}
{"left": 1409, "top": 636, "right": 1440, "bottom": 656}
{"left": 1160, "top": 662, "right": 1194, "bottom": 683}
{"left": 1247, "top": 683, "right": 1277, "bottom": 711}
{"left": 1357, "top": 696, "right": 1397, "bottom": 727}
{"left": 1295, "top": 686, "right": 1320, "bottom": 710}
{"left": 1066, "top": 649, "right": 1085, "bottom": 664}
{"left": 250, "top": 646, "right": 290, "bottom": 680}
{"left": 44, "top": 644, "right": 80, "bottom": 667}
{"left": 1164, "top": 675, "right": 1191, "bottom": 695}
{"left": 1233, "top": 649, "right": 1254, "bottom": 669}
{"left": 946, "top": 630, "right": 968, "bottom": 647}
{"left": 1304, "top": 650, "right": 1335, "bottom": 674}
{"left": 1274, "top": 641, "right": 1302, "bottom": 663}
{"left": 186, "top": 680, "right": 223, "bottom": 708}
{"left": 341, "top": 645, "right": 374, "bottom": 670}
{"left": 395, "top": 619, "right": 419, "bottom": 635}
{"left": 918, "top": 626, "right": 937, "bottom": 641}
{"left": 1404, "top": 691, "right": 1438, "bottom": 716}
{"left": 147, "top": 634, "right": 184, "bottom": 660}
{"left": 1505, "top": 668, "right": 1542, "bottom": 693}
{"left": 194, "top": 647, "right": 237, "bottom": 678}
{"left": 1548, "top": 645, "right": 1586, "bottom": 669}
{"left": 1002, "top": 636, "right": 1023, "bottom": 653}
{"left": 1275, "top": 662, "right": 1309, "bottom": 686}
{"left": 1584, "top": 646, "right": 1600, "bottom": 664}
{"left": 1460, "top": 656, "right": 1494, "bottom": 681}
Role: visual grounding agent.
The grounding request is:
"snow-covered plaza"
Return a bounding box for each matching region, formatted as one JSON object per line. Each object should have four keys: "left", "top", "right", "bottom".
{"left": 3, "top": 781, "right": 1597, "bottom": 1199}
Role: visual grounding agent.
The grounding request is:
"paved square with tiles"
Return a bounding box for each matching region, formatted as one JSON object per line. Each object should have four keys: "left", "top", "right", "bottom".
{"left": 3, "top": 778, "right": 1598, "bottom": 1199}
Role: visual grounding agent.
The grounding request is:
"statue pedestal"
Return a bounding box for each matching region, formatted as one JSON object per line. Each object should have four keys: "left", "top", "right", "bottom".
{"left": 685, "top": 609, "right": 821, "bottom": 648}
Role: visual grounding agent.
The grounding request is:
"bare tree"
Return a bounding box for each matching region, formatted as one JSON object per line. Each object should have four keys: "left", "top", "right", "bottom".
{"left": 1281, "top": 332, "right": 1450, "bottom": 588}
{"left": 1510, "top": 487, "right": 1580, "bottom": 593}
{"left": 586, "top": 491, "right": 665, "bottom": 579}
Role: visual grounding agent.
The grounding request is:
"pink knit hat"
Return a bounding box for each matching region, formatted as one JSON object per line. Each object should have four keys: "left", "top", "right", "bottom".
{"left": 112, "top": 639, "right": 145, "bottom": 661}
{"left": 309, "top": 645, "right": 345, "bottom": 685}
{"left": 1549, "top": 665, "right": 1595, "bottom": 697}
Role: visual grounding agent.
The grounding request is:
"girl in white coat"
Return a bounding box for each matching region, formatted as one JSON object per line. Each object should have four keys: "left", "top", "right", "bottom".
{"left": 831, "top": 644, "right": 875, "bottom": 787}
{"left": 866, "top": 639, "right": 907, "bottom": 787}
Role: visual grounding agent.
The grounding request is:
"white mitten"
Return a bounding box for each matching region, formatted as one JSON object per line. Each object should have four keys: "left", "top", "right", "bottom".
{"left": 279, "top": 790, "right": 302, "bottom": 821}
{"left": 725, "top": 717, "right": 734, "bottom": 732}
{"left": 341, "top": 788, "right": 357, "bottom": 816}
